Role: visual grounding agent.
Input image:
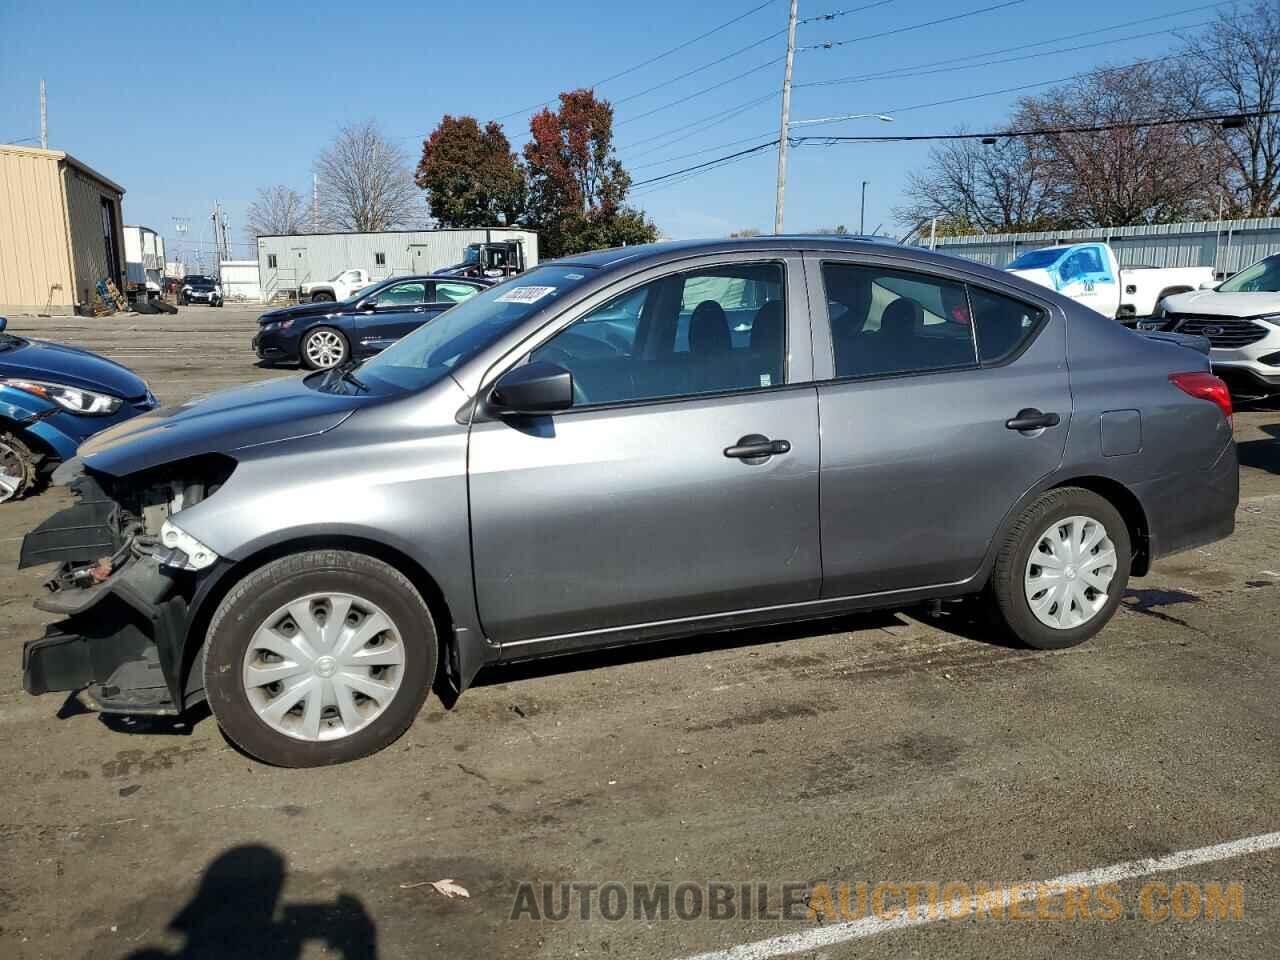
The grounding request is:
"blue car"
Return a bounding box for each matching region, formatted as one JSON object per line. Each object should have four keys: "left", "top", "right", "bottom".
{"left": 253, "top": 274, "right": 488, "bottom": 369}
{"left": 0, "top": 316, "right": 157, "bottom": 503}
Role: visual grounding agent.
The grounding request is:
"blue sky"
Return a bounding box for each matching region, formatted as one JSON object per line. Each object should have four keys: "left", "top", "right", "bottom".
{"left": 0, "top": 0, "right": 1214, "bottom": 264}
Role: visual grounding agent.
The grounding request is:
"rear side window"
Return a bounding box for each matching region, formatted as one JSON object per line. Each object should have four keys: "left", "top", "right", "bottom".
{"left": 821, "top": 262, "right": 976, "bottom": 379}
{"left": 970, "top": 287, "right": 1045, "bottom": 364}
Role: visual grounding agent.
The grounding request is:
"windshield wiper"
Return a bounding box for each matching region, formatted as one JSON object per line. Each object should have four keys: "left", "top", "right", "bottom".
{"left": 331, "top": 359, "right": 368, "bottom": 393}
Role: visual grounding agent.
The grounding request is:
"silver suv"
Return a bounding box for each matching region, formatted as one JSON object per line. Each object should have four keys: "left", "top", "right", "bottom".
{"left": 20, "top": 238, "right": 1238, "bottom": 766}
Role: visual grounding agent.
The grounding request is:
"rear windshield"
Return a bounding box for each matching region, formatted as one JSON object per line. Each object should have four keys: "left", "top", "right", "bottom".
{"left": 1007, "top": 249, "right": 1065, "bottom": 270}
{"left": 357, "top": 266, "right": 594, "bottom": 393}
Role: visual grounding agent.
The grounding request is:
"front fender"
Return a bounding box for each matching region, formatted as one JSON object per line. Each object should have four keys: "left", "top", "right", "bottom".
{"left": 0, "top": 391, "right": 80, "bottom": 459}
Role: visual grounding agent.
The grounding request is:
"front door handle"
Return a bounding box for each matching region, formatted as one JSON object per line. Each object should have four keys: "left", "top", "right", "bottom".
{"left": 724, "top": 434, "right": 791, "bottom": 462}
{"left": 1006, "top": 408, "right": 1061, "bottom": 432}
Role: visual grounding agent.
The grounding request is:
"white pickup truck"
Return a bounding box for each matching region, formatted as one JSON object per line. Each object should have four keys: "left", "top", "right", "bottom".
{"left": 1006, "top": 242, "right": 1213, "bottom": 319}
{"left": 301, "top": 268, "right": 375, "bottom": 303}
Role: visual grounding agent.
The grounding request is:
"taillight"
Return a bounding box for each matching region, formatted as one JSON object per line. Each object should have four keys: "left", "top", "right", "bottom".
{"left": 1169, "top": 371, "right": 1233, "bottom": 422}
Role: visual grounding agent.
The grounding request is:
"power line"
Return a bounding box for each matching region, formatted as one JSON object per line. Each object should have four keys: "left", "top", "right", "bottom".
{"left": 802, "top": 0, "right": 1028, "bottom": 51}
{"left": 632, "top": 139, "right": 780, "bottom": 188}
{"left": 800, "top": 0, "right": 899, "bottom": 24}
{"left": 798, "top": 23, "right": 1212, "bottom": 89}
{"left": 798, "top": 0, "right": 1228, "bottom": 87}
{"left": 617, "top": 56, "right": 785, "bottom": 126}
{"left": 611, "top": 32, "right": 787, "bottom": 109}
{"left": 619, "top": 91, "right": 779, "bottom": 155}
{"left": 492, "top": 0, "right": 781, "bottom": 121}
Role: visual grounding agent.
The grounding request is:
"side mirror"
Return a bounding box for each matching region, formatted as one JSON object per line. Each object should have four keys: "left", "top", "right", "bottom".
{"left": 359, "top": 296, "right": 378, "bottom": 310}
{"left": 488, "top": 361, "right": 573, "bottom": 415}
{"left": 1198, "top": 280, "right": 1220, "bottom": 291}
{"left": 0, "top": 317, "right": 7, "bottom": 332}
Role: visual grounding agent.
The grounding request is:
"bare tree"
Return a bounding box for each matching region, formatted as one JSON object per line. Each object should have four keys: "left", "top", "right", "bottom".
{"left": 244, "top": 185, "right": 307, "bottom": 242}
{"left": 895, "top": 128, "right": 1063, "bottom": 234}
{"left": 1180, "top": 1, "right": 1280, "bottom": 216}
{"left": 314, "top": 120, "right": 422, "bottom": 232}
{"left": 1016, "top": 60, "right": 1221, "bottom": 226}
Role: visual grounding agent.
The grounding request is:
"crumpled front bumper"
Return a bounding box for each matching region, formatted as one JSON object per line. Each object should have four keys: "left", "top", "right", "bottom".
{"left": 21, "top": 553, "right": 191, "bottom": 714}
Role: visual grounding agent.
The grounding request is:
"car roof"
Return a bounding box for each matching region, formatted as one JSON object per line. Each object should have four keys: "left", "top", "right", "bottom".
{"left": 549, "top": 235, "right": 1015, "bottom": 286}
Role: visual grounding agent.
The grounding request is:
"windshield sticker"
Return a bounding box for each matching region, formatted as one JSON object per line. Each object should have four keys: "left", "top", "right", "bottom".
{"left": 496, "top": 286, "right": 557, "bottom": 304}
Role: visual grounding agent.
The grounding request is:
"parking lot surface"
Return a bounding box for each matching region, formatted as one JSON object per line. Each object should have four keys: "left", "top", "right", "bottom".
{"left": 1, "top": 307, "right": 1277, "bottom": 959}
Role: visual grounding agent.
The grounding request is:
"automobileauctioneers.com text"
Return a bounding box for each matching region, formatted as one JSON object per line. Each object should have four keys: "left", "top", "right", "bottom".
{"left": 510, "top": 880, "right": 1245, "bottom": 924}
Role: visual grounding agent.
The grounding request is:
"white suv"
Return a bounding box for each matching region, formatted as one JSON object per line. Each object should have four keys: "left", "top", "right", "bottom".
{"left": 1159, "top": 253, "right": 1280, "bottom": 398}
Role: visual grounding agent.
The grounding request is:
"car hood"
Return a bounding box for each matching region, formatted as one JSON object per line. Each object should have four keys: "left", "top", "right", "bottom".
{"left": 1162, "top": 290, "right": 1280, "bottom": 317}
{"left": 0, "top": 337, "right": 149, "bottom": 400}
{"left": 78, "top": 375, "right": 369, "bottom": 477}
{"left": 259, "top": 301, "right": 352, "bottom": 324}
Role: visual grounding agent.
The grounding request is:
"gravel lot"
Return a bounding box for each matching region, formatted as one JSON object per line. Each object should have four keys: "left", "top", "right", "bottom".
{"left": 1, "top": 306, "right": 1277, "bottom": 960}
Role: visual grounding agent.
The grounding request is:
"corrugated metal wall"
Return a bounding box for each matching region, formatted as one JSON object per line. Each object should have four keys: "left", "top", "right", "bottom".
{"left": 920, "top": 218, "right": 1280, "bottom": 275}
{"left": 255, "top": 228, "right": 540, "bottom": 300}
{"left": 62, "top": 165, "right": 125, "bottom": 307}
{"left": 0, "top": 147, "right": 75, "bottom": 313}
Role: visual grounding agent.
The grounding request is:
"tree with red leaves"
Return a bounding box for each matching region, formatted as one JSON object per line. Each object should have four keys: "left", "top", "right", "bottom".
{"left": 523, "top": 89, "right": 657, "bottom": 257}
{"left": 416, "top": 116, "right": 526, "bottom": 228}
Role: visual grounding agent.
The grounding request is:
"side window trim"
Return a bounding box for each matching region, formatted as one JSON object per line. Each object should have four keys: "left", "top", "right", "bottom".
{"left": 804, "top": 252, "right": 1058, "bottom": 382}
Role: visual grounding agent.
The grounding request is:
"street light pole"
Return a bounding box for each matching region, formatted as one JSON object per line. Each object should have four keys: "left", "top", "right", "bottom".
{"left": 773, "top": 0, "right": 799, "bottom": 235}
{"left": 860, "top": 180, "right": 868, "bottom": 235}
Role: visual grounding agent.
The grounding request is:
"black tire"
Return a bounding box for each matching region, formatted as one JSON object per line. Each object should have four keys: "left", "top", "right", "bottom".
{"left": 202, "top": 550, "right": 437, "bottom": 767}
{"left": 299, "top": 326, "right": 349, "bottom": 370}
{"left": 0, "top": 431, "right": 38, "bottom": 504}
{"left": 989, "top": 487, "right": 1131, "bottom": 650}
{"left": 311, "top": 291, "right": 336, "bottom": 303}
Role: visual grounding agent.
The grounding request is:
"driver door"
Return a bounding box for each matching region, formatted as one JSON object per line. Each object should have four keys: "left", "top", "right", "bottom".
{"left": 466, "top": 254, "right": 821, "bottom": 650}
{"left": 356, "top": 279, "right": 428, "bottom": 355}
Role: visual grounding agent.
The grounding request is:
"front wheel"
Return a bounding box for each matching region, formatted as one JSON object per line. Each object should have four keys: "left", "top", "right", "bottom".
{"left": 310, "top": 291, "right": 336, "bottom": 303}
{"left": 301, "top": 326, "right": 349, "bottom": 369}
{"left": 202, "top": 550, "right": 437, "bottom": 766}
{"left": 0, "top": 432, "right": 38, "bottom": 504}
{"left": 989, "top": 488, "right": 1131, "bottom": 650}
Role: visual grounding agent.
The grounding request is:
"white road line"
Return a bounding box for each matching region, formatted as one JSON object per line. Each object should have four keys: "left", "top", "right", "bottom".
{"left": 679, "top": 831, "right": 1280, "bottom": 960}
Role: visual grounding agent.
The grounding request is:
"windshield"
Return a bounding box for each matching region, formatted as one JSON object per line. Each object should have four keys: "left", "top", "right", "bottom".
{"left": 357, "top": 265, "right": 594, "bottom": 393}
{"left": 1217, "top": 254, "right": 1280, "bottom": 293}
{"left": 343, "top": 282, "right": 381, "bottom": 304}
{"left": 462, "top": 245, "right": 482, "bottom": 265}
{"left": 1008, "top": 248, "right": 1066, "bottom": 271}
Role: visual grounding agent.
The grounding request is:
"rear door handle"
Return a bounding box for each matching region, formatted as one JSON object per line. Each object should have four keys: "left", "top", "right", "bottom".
{"left": 1006, "top": 409, "right": 1061, "bottom": 432}
{"left": 724, "top": 434, "right": 791, "bottom": 461}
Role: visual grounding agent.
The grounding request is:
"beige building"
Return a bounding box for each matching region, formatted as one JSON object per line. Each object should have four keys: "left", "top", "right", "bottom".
{"left": 0, "top": 144, "right": 127, "bottom": 316}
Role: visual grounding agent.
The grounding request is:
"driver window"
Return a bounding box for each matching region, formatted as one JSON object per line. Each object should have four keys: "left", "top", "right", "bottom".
{"left": 378, "top": 282, "right": 426, "bottom": 306}
{"left": 530, "top": 262, "right": 787, "bottom": 407}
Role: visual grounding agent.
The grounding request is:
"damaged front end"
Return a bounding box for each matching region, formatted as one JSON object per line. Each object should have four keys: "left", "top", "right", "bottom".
{"left": 21, "top": 456, "right": 236, "bottom": 715}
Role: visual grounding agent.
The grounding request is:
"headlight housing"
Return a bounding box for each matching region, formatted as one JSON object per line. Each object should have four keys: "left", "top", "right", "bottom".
{"left": 1256, "top": 313, "right": 1280, "bottom": 327}
{"left": 0, "top": 378, "right": 122, "bottom": 415}
{"left": 159, "top": 519, "right": 219, "bottom": 570}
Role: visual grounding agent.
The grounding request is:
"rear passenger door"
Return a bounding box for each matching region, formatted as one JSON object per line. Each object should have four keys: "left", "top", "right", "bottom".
{"left": 467, "top": 254, "right": 821, "bottom": 648}
{"left": 808, "top": 254, "right": 1071, "bottom": 597}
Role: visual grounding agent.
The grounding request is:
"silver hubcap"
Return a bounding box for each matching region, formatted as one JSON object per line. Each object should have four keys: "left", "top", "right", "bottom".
{"left": 242, "top": 592, "right": 405, "bottom": 741}
{"left": 305, "top": 330, "right": 345, "bottom": 368}
{"left": 0, "top": 439, "right": 26, "bottom": 504}
{"left": 1024, "top": 515, "right": 1118, "bottom": 630}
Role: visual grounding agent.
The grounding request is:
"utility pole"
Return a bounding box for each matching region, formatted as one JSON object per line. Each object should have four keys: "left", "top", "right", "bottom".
{"left": 39, "top": 79, "right": 47, "bottom": 149}
{"left": 312, "top": 173, "right": 319, "bottom": 232}
{"left": 773, "top": 0, "right": 799, "bottom": 235}
{"left": 860, "top": 180, "right": 868, "bottom": 235}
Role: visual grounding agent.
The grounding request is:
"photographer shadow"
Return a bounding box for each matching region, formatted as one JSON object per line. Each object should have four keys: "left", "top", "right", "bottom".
{"left": 123, "top": 845, "right": 376, "bottom": 960}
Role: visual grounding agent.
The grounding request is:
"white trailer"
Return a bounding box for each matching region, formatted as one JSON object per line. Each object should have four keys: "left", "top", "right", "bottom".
{"left": 123, "top": 225, "right": 166, "bottom": 300}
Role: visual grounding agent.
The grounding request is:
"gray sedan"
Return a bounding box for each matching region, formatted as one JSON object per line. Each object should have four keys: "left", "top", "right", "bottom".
{"left": 20, "top": 237, "right": 1238, "bottom": 766}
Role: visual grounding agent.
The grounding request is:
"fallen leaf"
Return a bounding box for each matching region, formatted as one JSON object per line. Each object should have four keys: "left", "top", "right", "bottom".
{"left": 401, "top": 878, "right": 470, "bottom": 899}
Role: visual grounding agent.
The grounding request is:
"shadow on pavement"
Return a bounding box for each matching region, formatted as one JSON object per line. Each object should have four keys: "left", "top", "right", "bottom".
{"left": 1237, "top": 423, "right": 1280, "bottom": 475}
{"left": 122, "top": 845, "right": 377, "bottom": 960}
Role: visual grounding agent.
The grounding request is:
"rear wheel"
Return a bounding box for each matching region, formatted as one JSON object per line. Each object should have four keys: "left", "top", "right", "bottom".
{"left": 310, "top": 291, "right": 336, "bottom": 303}
{"left": 0, "top": 432, "right": 37, "bottom": 504}
{"left": 202, "top": 550, "right": 437, "bottom": 766}
{"left": 990, "top": 487, "right": 1131, "bottom": 649}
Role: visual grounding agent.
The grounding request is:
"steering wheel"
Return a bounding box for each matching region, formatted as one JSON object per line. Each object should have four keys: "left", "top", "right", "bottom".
{"left": 534, "top": 346, "right": 589, "bottom": 406}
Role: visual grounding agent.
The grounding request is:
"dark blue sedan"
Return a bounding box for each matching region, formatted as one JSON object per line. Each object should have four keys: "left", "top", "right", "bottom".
{"left": 0, "top": 316, "right": 158, "bottom": 503}
{"left": 253, "top": 275, "right": 488, "bottom": 369}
